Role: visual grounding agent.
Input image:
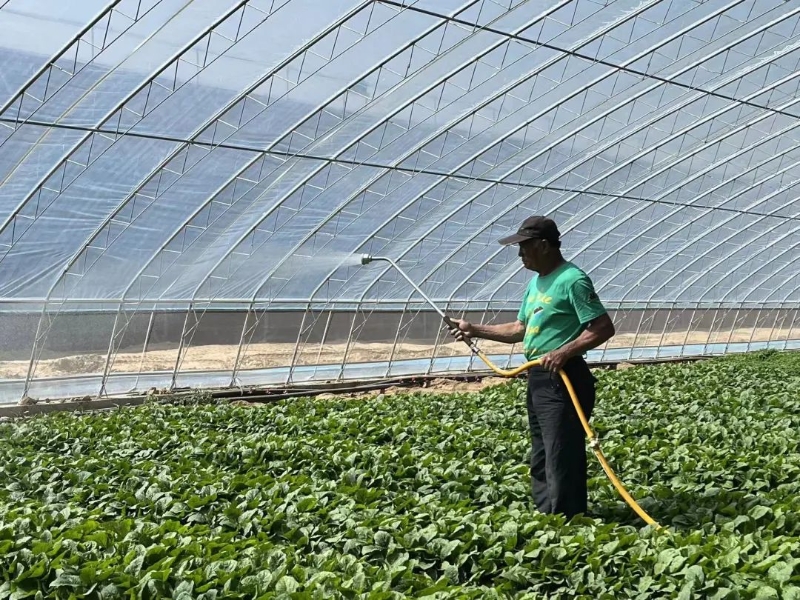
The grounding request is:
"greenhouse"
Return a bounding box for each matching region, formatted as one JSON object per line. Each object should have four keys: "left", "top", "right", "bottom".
{"left": 2, "top": 0, "right": 800, "bottom": 597}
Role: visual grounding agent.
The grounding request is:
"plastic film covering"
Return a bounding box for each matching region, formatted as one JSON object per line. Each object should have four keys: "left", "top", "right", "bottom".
{"left": 1, "top": 0, "right": 800, "bottom": 402}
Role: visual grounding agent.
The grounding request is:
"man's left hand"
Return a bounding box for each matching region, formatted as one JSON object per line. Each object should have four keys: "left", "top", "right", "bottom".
{"left": 540, "top": 349, "right": 570, "bottom": 373}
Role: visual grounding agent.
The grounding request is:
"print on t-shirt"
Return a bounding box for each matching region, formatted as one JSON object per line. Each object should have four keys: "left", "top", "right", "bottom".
{"left": 517, "top": 262, "right": 607, "bottom": 360}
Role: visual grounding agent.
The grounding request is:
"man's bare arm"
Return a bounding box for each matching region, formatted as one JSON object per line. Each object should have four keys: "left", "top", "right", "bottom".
{"left": 449, "top": 319, "right": 525, "bottom": 344}
{"left": 560, "top": 312, "right": 616, "bottom": 358}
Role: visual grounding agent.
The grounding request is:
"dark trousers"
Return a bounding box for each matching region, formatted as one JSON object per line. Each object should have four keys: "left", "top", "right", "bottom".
{"left": 525, "top": 356, "right": 596, "bottom": 519}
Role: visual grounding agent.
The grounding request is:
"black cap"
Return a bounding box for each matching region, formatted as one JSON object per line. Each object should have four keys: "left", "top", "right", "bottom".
{"left": 497, "top": 216, "right": 560, "bottom": 246}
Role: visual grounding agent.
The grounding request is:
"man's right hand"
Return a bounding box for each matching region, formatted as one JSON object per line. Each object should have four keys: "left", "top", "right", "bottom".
{"left": 447, "top": 318, "right": 475, "bottom": 343}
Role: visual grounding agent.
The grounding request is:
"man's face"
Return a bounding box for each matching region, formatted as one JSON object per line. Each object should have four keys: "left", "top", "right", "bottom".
{"left": 518, "top": 238, "right": 544, "bottom": 271}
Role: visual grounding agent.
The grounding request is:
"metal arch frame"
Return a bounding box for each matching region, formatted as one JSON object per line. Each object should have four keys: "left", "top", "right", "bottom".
{"left": 610, "top": 151, "right": 800, "bottom": 306}
{"left": 169, "top": 0, "right": 560, "bottom": 385}
{"left": 493, "top": 191, "right": 800, "bottom": 314}
{"left": 92, "top": 0, "right": 389, "bottom": 394}
{"left": 391, "top": 87, "right": 774, "bottom": 310}
{"left": 197, "top": 0, "right": 746, "bottom": 298}
{"left": 673, "top": 212, "right": 800, "bottom": 306}
{"left": 698, "top": 235, "right": 800, "bottom": 356}
{"left": 288, "top": 182, "right": 523, "bottom": 381}
{"left": 0, "top": 0, "right": 222, "bottom": 261}
{"left": 395, "top": 0, "right": 800, "bottom": 125}
{"left": 103, "top": 0, "right": 485, "bottom": 389}
{"left": 89, "top": 2, "right": 454, "bottom": 394}
{"left": 438, "top": 12, "right": 800, "bottom": 304}
{"left": 290, "top": 175, "right": 522, "bottom": 381}
{"left": 57, "top": 0, "right": 377, "bottom": 309}
{"left": 351, "top": 0, "right": 786, "bottom": 305}
{"left": 96, "top": 1, "right": 463, "bottom": 391}
{"left": 325, "top": 0, "right": 734, "bottom": 302}
{"left": 228, "top": 0, "right": 624, "bottom": 317}
{"left": 236, "top": 0, "right": 670, "bottom": 379}
{"left": 433, "top": 0, "right": 782, "bottom": 199}
{"left": 18, "top": 0, "right": 289, "bottom": 390}
{"left": 277, "top": 0, "right": 754, "bottom": 374}
{"left": 771, "top": 260, "right": 800, "bottom": 305}
{"left": 606, "top": 172, "right": 800, "bottom": 357}
{"left": 19, "top": 0, "right": 312, "bottom": 396}
{"left": 282, "top": 181, "right": 524, "bottom": 383}
{"left": 450, "top": 71, "right": 800, "bottom": 298}
{"left": 17, "top": 2, "right": 800, "bottom": 390}
{"left": 645, "top": 173, "right": 800, "bottom": 303}
{"left": 177, "top": 0, "right": 554, "bottom": 307}
{"left": 0, "top": 0, "right": 130, "bottom": 132}
{"left": 473, "top": 30, "right": 800, "bottom": 299}
{"left": 9, "top": 0, "right": 756, "bottom": 284}
{"left": 8, "top": 0, "right": 386, "bottom": 281}
{"left": 251, "top": 0, "right": 657, "bottom": 286}
{"left": 0, "top": 0, "right": 178, "bottom": 208}
{"left": 343, "top": 186, "right": 532, "bottom": 375}
{"left": 126, "top": 0, "right": 489, "bottom": 305}
{"left": 106, "top": 0, "right": 485, "bottom": 299}
{"left": 361, "top": 184, "right": 530, "bottom": 377}
{"left": 544, "top": 82, "right": 800, "bottom": 302}
{"left": 0, "top": 0, "right": 122, "bottom": 117}
{"left": 534, "top": 63, "right": 800, "bottom": 295}
{"left": 42, "top": 0, "right": 296, "bottom": 302}
{"left": 0, "top": 0, "right": 171, "bottom": 162}
{"left": 601, "top": 147, "right": 800, "bottom": 306}
{"left": 719, "top": 228, "right": 800, "bottom": 305}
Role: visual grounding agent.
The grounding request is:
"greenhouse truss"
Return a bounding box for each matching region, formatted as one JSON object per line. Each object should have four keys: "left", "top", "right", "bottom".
{"left": 1, "top": 0, "right": 800, "bottom": 404}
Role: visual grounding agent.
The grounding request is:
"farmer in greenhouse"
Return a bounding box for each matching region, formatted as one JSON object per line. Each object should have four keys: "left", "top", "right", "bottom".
{"left": 448, "top": 216, "right": 616, "bottom": 519}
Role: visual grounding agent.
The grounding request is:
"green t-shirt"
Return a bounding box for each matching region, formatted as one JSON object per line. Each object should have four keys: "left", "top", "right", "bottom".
{"left": 516, "top": 262, "right": 607, "bottom": 360}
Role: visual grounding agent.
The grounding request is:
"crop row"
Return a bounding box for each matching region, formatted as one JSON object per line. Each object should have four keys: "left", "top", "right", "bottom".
{"left": 1, "top": 351, "right": 800, "bottom": 598}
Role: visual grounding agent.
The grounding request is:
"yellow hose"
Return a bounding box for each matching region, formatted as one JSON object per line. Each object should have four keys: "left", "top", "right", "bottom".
{"left": 471, "top": 348, "right": 661, "bottom": 529}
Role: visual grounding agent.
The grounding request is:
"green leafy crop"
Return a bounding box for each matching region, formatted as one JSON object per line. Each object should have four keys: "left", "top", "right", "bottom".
{"left": 2, "top": 350, "right": 800, "bottom": 598}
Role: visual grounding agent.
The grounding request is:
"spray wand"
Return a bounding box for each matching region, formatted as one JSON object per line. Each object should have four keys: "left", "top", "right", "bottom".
{"left": 360, "top": 254, "right": 660, "bottom": 529}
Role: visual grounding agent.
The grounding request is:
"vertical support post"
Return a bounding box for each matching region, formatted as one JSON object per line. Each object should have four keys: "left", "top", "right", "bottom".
{"left": 702, "top": 306, "right": 722, "bottom": 355}
{"left": 783, "top": 306, "right": 799, "bottom": 351}
{"left": 469, "top": 302, "right": 490, "bottom": 373}
{"left": 311, "top": 308, "right": 334, "bottom": 381}
{"left": 747, "top": 304, "right": 771, "bottom": 352}
{"left": 723, "top": 306, "right": 742, "bottom": 355}
{"left": 427, "top": 300, "right": 451, "bottom": 376}
{"left": 386, "top": 299, "right": 410, "bottom": 378}
{"left": 597, "top": 304, "right": 613, "bottom": 363}
{"left": 22, "top": 302, "right": 53, "bottom": 400}
{"left": 338, "top": 310, "right": 360, "bottom": 381}
{"left": 677, "top": 302, "right": 699, "bottom": 354}
{"left": 654, "top": 304, "right": 672, "bottom": 360}
{"left": 628, "top": 304, "right": 649, "bottom": 358}
{"left": 746, "top": 305, "right": 760, "bottom": 352}
{"left": 285, "top": 301, "right": 313, "bottom": 385}
{"left": 132, "top": 308, "right": 156, "bottom": 392}
{"left": 170, "top": 304, "right": 193, "bottom": 391}
{"left": 99, "top": 305, "right": 124, "bottom": 397}
{"left": 745, "top": 306, "right": 759, "bottom": 353}
{"left": 230, "top": 304, "right": 256, "bottom": 387}
{"left": 765, "top": 302, "right": 784, "bottom": 349}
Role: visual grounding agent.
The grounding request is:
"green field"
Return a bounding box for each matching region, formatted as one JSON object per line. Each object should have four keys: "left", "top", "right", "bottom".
{"left": 2, "top": 351, "right": 800, "bottom": 598}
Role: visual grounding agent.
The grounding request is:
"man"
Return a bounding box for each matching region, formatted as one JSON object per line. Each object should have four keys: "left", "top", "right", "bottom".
{"left": 448, "top": 215, "right": 615, "bottom": 519}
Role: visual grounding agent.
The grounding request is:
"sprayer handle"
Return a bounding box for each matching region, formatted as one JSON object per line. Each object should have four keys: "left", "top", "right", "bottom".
{"left": 442, "top": 315, "right": 472, "bottom": 344}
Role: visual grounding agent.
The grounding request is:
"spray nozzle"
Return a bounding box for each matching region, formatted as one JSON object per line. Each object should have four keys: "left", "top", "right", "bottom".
{"left": 360, "top": 254, "right": 374, "bottom": 265}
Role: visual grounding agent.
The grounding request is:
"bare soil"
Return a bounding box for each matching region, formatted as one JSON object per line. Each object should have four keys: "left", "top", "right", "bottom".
{"left": 228, "top": 376, "right": 513, "bottom": 407}
{"left": 0, "top": 327, "right": 791, "bottom": 381}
